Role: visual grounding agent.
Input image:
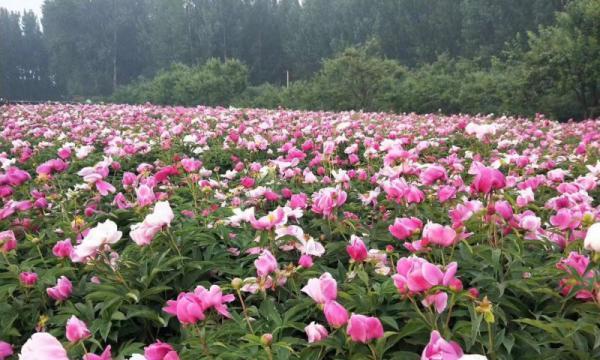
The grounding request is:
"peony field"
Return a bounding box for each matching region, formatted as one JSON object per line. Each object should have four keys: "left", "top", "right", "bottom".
{"left": 0, "top": 104, "right": 599, "bottom": 360}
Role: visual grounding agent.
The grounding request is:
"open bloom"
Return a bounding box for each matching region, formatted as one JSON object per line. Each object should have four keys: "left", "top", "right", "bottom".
{"left": 251, "top": 207, "right": 287, "bottom": 230}
{"left": 19, "top": 332, "right": 68, "bottom": 360}
{"left": 47, "top": 276, "right": 72, "bottom": 301}
{"left": 130, "top": 201, "right": 174, "bottom": 246}
{"left": 301, "top": 272, "right": 337, "bottom": 304}
{"left": 163, "top": 292, "right": 205, "bottom": 324}
{"left": 389, "top": 217, "right": 423, "bottom": 240}
{"left": 193, "top": 285, "right": 235, "bottom": 318}
{"left": 145, "top": 340, "right": 180, "bottom": 360}
{"left": 311, "top": 187, "right": 347, "bottom": 218}
{"left": 255, "top": 250, "right": 278, "bottom": 277}
{"left": 304, "top": 322, "right": 328, "bottom": 343}
{"left": 392, "top": 257, "right": 459, "bottom": 294}
{"left": 65, "top": 315, "right": 91, "bottom": 342}
{"left": 346, "top": 314, "right": 384, "bottom": 343}
{"left": 72, "top": 220, "right": 122, "bottom": 261}
{"left": 420, "top": 165, "right": 447, "bottom": 185}
{"left": 421, "top": 330, "right": 464, "bottom": 360}
{"left": 422, "top": 222, "right": 457, "bottom": 247}
{"left": 470, "top": 165, "right": 505, "bottom": 194}
{"left": 52, "top": 238, "right": 73, "bottom": 258}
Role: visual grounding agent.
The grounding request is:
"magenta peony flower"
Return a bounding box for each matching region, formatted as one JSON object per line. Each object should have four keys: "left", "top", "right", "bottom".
{"left": 470, "top": 165, "right": 505, "bottom": 194}
{"left": 346, "top": 235, "right": 368, "bottom": 262}
{"left": 346, "top": 314, "right": 384, "bottom": 343}
{"left": 163, "top": 292, "right": 205, "bottom": 324}
{"left": 323, "top": 300, "right": 349, "bottom": 328}
{"left": 0, "top": 230, "right": 16, "bottom": 253}
{"left": 0, "top": 341, "right": 13, "bottom": 360}
{"left": 46, "top": 276, "right": 72, "bottom": 301}
{"left": 52, "top": 238, "right": 73, "bottom": 258}
{"left": 65, "top": 315, "right": 91, "bottom": 343}
{"left": 19, "top": 272, "right": 38, "bottom": 287}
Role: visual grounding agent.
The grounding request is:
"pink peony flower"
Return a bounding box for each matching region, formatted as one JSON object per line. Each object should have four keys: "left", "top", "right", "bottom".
{"left": 130, "top": 201, "right": 174, "bottom": 246}
{"left": 494, "top": 201, "right": 513, "bottom": 220}
{"left": 420, "top": 165, "right": 447, "bottom": 185}
{"left": 298, "top": 254, "right": 314, "bottom": 268}
{"left": 145, "top": 340, "right": 180, "bottom": 360}
{"left": 136, "top": 184, "right": 156, "bottom": 207}
{"left": 556, "top": 252, "right": 596, "bottom": 300}
{"left": 19, "top": 332, "right": 68, "bottom": 360}
{"left": 19, "top": 272, "right": 38, "bottom": 287}
{"left": 346, "top": 235, "right": 368, "bottom": 262}
{"left": 421, "top": 291, "right": 449, "bottom": 313}
{"left": 0, "top": 341, "right": 13, "bottom": 360}
{"left": 470, "top": 166, "right": 505, "bottom": 194}
{"left": 193, "top": 285, "right": 236, "bottom": 318}
{"left": 163, "top": 292, "right": 205, "bottom": 324}
{"left": 346, "top": 314, "right": 384, "bottom": 343}
{"left": 240, "top": 177, "right": 255, "bottom": 188}
{"left": 83, "top": 345, "right": 112, "bottom": 360}
{"left": 289, "top": 193, "right": 308, "bottom": 209}
{"left": 52, "top": 238, "right": 73, "bottom": 258}
{"left": 422, "top": 222, "right": 457, "bottom": 248}
{"left": 392, "top": 257, "right": 459, "bottom": 294}
{"left": 72, "top": 220, "right": 122, "bottom": 262}
{"left": 323, "top": 300, "right": 349, "bottom": 328}
{"left": 389, "top": 217, "right": 423, "bottom": 241}
{"left": 0, "top": 230, "right": 16, "bottom": 253}
{"left": 421, "top": 330, "right": 464, "bottom": 360}
{"left": 255, "top": 250, "right": 278, "bottom": 277}
{"left": 311, "top": 187, "right": 347, "bottom": 218}
{"left": 301, "top": 272, "right": 337, "bottom": 304}
{"left": 65, "top": 315, "right": 91, "bottom": 343}
{"left": 181, "top": 158, "right": 201, "bottom": 173}
{"left": 550, "top": 208, "right": 581, "bottom": 231}
{"left": 251, "top": 207, "right": 287, "bottom": 231}
{"left": 46, "top": 276, "right": 72, "bottom": 301}
{"left": 304, "top": 322, "right": 328, "bottom": 343}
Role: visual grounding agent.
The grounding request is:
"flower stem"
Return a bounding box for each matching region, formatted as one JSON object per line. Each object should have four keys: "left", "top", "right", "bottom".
{"left": 368, "top": 343, "right": 378, "bottom": 360}
{"left": 236, "top": 289, "right": 254, "bottom": 334}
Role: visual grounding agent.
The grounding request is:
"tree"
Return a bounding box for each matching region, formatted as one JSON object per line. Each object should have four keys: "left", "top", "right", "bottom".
{"left": 312, "top": 41, "right": 404, "bottom": 111}
{"left": 525, "top": 0, "right": 600, "bottom": 118}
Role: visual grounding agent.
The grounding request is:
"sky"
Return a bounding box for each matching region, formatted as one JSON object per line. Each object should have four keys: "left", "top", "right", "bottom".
{"left": 0, "top": 0, "right": 44, "bottom": 18}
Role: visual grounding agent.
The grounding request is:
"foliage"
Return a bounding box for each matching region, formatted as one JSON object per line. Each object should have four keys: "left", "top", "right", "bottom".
{"left": 112, "top": 59, "right": 248, "bottom": 106}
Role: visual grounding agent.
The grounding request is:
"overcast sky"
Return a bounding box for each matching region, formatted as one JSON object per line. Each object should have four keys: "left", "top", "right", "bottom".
{"left": 0, "top": 0, "right": 44, "bottom": 18}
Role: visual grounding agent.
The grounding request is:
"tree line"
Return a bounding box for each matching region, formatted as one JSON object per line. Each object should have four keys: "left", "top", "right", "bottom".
{"left": 1, "top": 0, "right": 598, "bottom": 120}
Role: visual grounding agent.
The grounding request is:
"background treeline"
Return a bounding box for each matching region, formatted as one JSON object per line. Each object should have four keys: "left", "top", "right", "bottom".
{"left": 1, "top": 0, "right": 599, "bottom": 120}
